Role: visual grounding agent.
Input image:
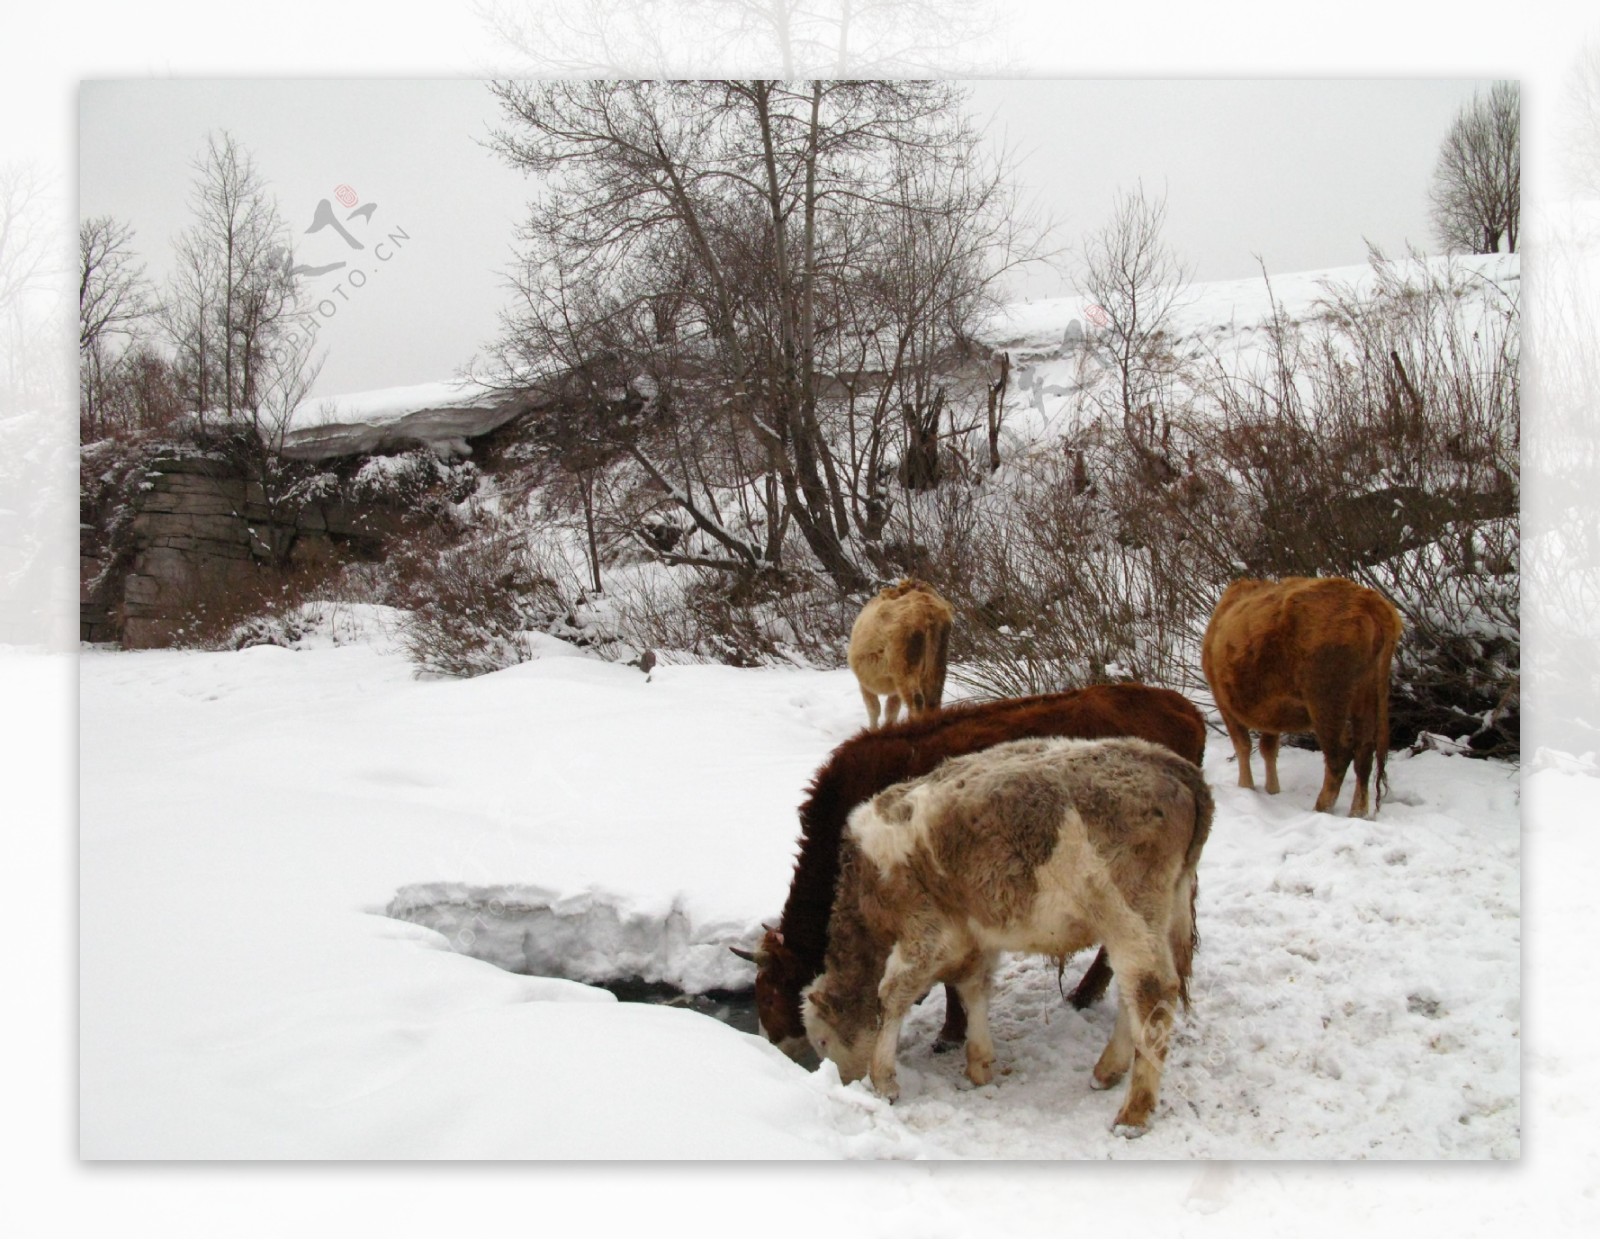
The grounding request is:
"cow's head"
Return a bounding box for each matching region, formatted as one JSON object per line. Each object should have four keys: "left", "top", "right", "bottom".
{"left": 731, "top": 926, "right": 813, "bottom": 1061}
{"left": 800, "top": 976, "right": 872, "bottom": 1084}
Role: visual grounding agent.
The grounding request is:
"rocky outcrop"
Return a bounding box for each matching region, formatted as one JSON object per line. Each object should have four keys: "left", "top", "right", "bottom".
{"left": 92, "top": 454, "right": 408, "bottom": 648}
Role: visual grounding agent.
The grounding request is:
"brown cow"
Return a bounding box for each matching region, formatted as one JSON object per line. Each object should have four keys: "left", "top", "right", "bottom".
{"left": 847, "top": 579, "right": 953, "bottom": 728}
{"left": 739, "top": 684, "right": 1207, "bottom": 1061}
{"left": 1202, "top": 575, "right": 1403, "bottom": 818}
{"left": 802, "top": 736, "right": 1213, "bottom": 1136}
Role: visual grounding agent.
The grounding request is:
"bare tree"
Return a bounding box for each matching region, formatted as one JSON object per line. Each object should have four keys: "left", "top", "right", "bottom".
{"left": 1429, "top": 82, "right": 1520, "bottom": 255}
{"left": 0, "top": 163, "right": 48, "bottom": 314}
{"left": 233, "top": 327, "right": 327, "bottom": 568}
{"left": 488, "top": 79, "right": 1028, "bottom": 591}
{"left": 839, "top": 135, "right": 1041, "bottom": 516}
{"left": 1, "top": 160, "right": 68, "bottom": 649}
{"left": 148, "top": 132, "right": 326, "bottom": 564}
{"left": 1079, "top": 184, "right": 1192, "bottom": 486}
{"left": 79, "top": 215, "right": 153, "bottom": 437}
{"left": 162, "top": 132, "right": 297, "bottom": 427}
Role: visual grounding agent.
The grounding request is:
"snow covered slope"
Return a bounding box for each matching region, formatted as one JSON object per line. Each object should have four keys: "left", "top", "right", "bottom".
{"left": 280, "top": 378, "right": 520, "bottom": 460}
{"left": 980, "top": 251, "right": 1519, "bottom": 444}
{"left": 278, "top": 254, "right": 1519, "bottom": 463}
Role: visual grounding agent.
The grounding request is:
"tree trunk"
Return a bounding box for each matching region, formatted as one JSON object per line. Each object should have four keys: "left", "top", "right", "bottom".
{"left": 579, "top": 471, "right": 602, "bottom": 594}
{"left": 779, "top": 470, "right": 868, "bottom": 590}
{"left": 901, "top": 388, "right": 944, "bottom": 492}
{"left": 986, "top": 350, "right": 1009, "bottom": 473}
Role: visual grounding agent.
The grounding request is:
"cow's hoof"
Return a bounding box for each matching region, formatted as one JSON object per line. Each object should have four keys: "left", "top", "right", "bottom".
{"left": 1111, "top": 1119, "right": 1149, "bottom": 1139}
{"left": 966, "top": 1059, "right": 994, "bottom": 1087}
{"left": 1089, "top": 1068, "right": 1124, "bottom": 1091}
{"left": 872, "top": 1077, "right": 900, "bottom": 1103}
{"left": 930, "top": 1037, "right": 956, "bottom": 1055}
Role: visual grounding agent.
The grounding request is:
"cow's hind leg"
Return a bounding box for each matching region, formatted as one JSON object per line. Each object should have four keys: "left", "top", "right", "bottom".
{"left": 951, "top": 962, "right": 997, "bottom": 1087}
{"left": 1220, "top": 709, "right": 1255, "bottom": 790}
{"left": 1091, "top": 993, "right": 1135, "bottom": 1090}
{"left": 932, "top": 983, "right": 967, "bottom": 1052}
{"left": 1094, "top": 934, "right": 1181, "bottom": 1136}
{"left": 859, "top": 685, "right": 881, "bottom": 728}
{"left": 1308, "top": 701, "right": 1356, "bottom": 814}
{"left": 1348, "top": 690, "right": 1379, "bottom": 818}
{"left": 1069, "top": 946, "right": 1114, "bottom": 1010}
{"left": 1259, "top": 732, "right": 1282, "bottom": 795}
{"left": 883, "top": 693, "right": 903, "bottom": 727}
{"left": 1111, "top": 968, "right": 1180, "bottom": 1137}
{"left": 1349, "top": 743, "right": 1374, "bottom": 818}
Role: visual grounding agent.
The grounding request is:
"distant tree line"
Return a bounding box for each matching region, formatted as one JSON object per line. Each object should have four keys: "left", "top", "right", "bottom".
{"left": 1429, "top": 81, "right": 1519, "bottom": 256}
{"left": 80, "top": 131, "right": 325, "bottom": 566}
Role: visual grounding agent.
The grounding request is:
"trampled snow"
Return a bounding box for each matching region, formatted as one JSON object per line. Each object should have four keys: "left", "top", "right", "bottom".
{"left": 80, "top": 608, "right": 1523, "bottom": 1160}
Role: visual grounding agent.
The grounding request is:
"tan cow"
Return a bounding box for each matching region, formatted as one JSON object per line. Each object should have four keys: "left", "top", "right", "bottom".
{"left": 847, "top": 579, "right": 953, "bottom": 728}
{"left": 802, "top": 736, "right": 1213, "bottom": 1137}
{"left": 1202, "top": 575, "right": 1404, "bottom": 818}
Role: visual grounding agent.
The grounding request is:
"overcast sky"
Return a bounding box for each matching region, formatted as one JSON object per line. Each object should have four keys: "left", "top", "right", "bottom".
{"left": 79, "top": 78, "right": 1498, "bottom": 399}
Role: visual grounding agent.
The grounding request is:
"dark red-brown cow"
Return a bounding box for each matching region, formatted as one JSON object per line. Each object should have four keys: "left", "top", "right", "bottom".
{"left": 1202, "top": 575, "right": 1403, "bottom": 818}
{"left": 736, "top": 684, "right": 1207, "bottom": 1061}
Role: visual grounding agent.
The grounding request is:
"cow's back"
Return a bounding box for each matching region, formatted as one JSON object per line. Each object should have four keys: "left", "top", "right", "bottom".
{"left": 849, "top": 735, "right": 1210, "bottom": 955}
{"left": 849, "top": 584, "right": 951, "bottom": 691}
{"left": 757, "top": 683, "right": 1209, "bottom": 1049}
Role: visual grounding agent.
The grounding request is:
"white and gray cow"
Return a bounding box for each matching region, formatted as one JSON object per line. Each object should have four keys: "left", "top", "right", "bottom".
{"left": 802, "top": 735, "right": 1212, "bottom": 1137}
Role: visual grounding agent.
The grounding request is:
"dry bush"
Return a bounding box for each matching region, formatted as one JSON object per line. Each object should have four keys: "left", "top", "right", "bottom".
{"left": 1176, "top": 252, "right": 1520, "bottom": 752}
{"left": 607, "top": 563, "right": 858, "bottom": 668}
{"left": 940, "top": 446, "right": 1208, "bottom": 701}
{"left": 937, "top": 251, "right": 1518, "bottom": 757}
{"left": 397, "top": 530, "right": 566, "bottom": 678}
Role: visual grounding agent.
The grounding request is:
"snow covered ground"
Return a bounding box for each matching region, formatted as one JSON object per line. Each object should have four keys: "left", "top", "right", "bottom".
{"left": 80, "top": 607, "right": 1523, "bottom": 1163}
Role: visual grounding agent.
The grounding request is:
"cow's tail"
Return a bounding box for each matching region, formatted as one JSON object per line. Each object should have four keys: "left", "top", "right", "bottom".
{"left": 1171, "top": 760, "right": 1214, "bottom": 1011}
{"left": 904, "top": 614, "right": 951, "bottom": 714}
{"left": 1373, "top": 606, "right": 1404, "bottom": 814}
{"left": 926, "top": 614, "right": 951, "bottom": 711}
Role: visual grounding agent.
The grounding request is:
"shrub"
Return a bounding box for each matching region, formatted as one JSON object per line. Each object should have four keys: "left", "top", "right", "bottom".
{"left": 605, "top": 563, "right": 856, "bottom": 668}
{"left": 156, "top": 557, "right": 342, "bottom": 651}
{"left": 398, "top": 532, "right": 563, "bottom": 678}
{"left": 348, "top": 448, "right": 478, "bottom": 511}
{"left": 941, "top": 251, "right": 1519, "bottom": 755}
{"left": 1179, "top": 252, "right": 1520, "bottom": 751}
{"left": 939, "top": 448, "right": 1204, "bottom": 700}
